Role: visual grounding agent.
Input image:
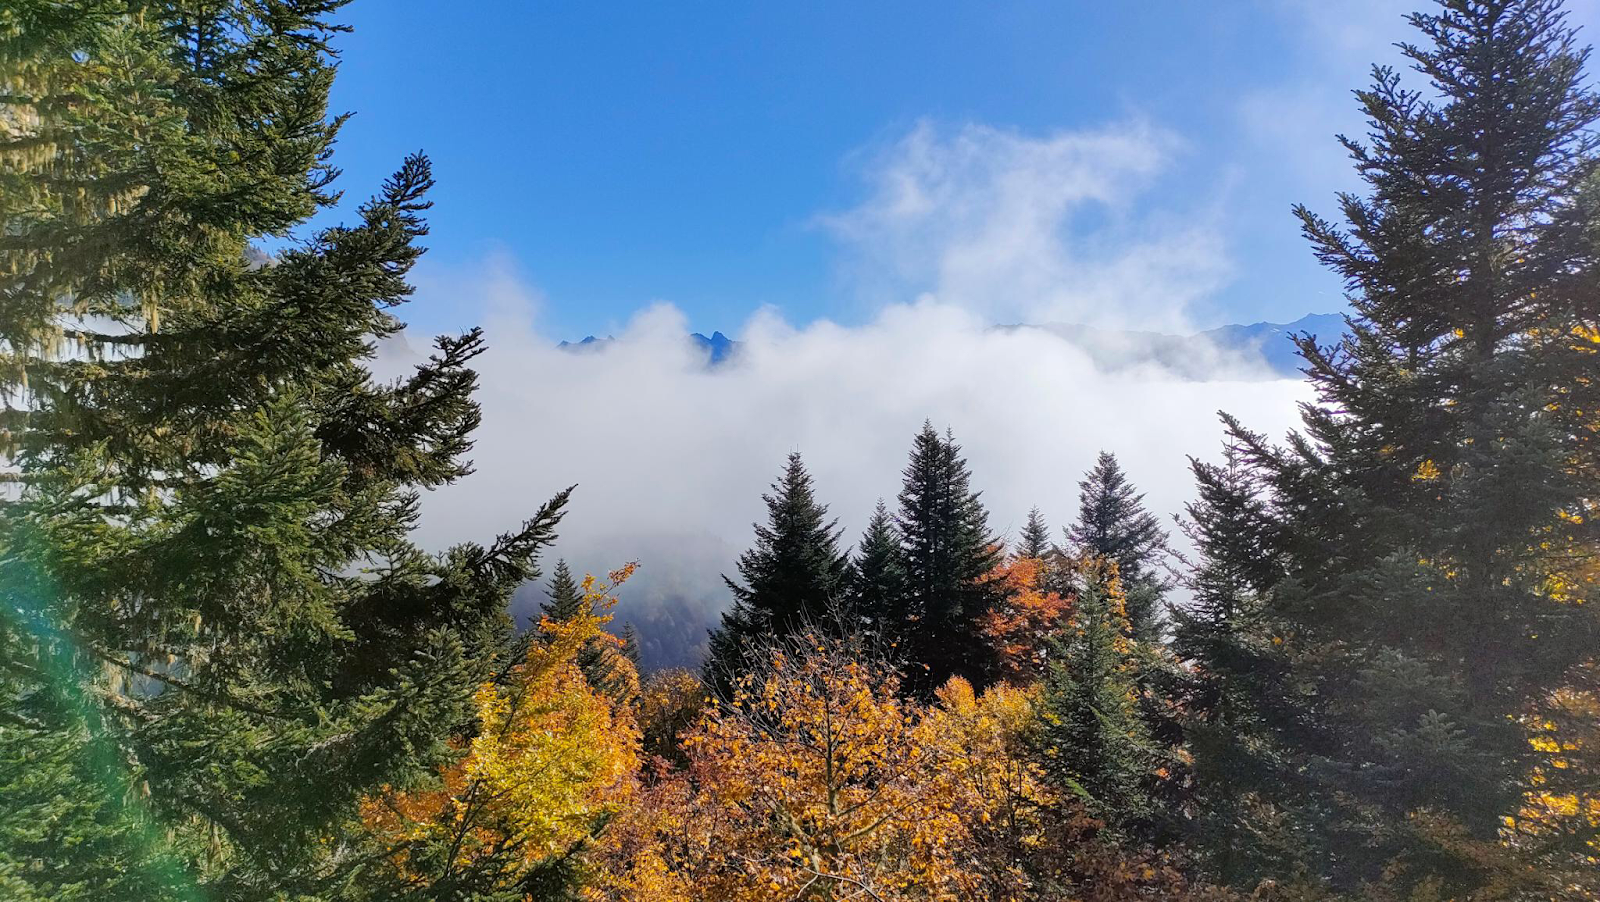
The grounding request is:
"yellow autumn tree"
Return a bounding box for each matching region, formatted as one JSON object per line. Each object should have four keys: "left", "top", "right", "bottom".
{"left": 360, "top": 565, "right": 641, "bottom": 895}
{"left": 586, "top": 633, "right": 1230, "bottom": 902}
{"left": 637, "top": 667, "right": 705, "bottom": 766}
{"left": 919, "top": 677, "right": 1054, "bottom": 899}
{"left": 1504, "top": 662, "right": 1600, "bottom": 899}
{"left": 587, "top": 633, "right": 966, "bottom": 901}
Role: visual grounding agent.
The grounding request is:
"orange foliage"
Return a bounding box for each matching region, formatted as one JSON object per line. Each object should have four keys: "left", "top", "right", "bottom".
{"left": 921, "top": 677, "right": 1057, "bottom": 897}
{"left": 637, "top": 667, "right": 705, "bottom": 765}
{"left": 585, "top": 634, "right": 1227, "bottom": 902}
{"left": 982, "top": 555, "right": 1072, "bottom": 684}
{"left": 587, "top": 636, "right": 971, "bottom": 900}
{"left": 360, "top": 565, "right": 642, "bottom": 885}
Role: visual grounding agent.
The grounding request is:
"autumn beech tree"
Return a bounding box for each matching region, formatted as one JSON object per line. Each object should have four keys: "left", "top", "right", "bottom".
{"left": 541, "top": 559, "right": 638, "bottom": 703}
{"left": 636, "top": 668, "right": 705, "bottom": 767}
{"left": 684, "top": 635, "right": 966, "bottom": 899}
{"left": 588, "top": 634, "right": 977, "bottom": 900}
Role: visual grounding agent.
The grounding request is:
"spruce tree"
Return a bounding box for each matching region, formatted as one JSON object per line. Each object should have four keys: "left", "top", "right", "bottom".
{"left": 849, "top": 500, "right": 910, "bottom": 642}
{"left": 894, "top": 423, "right": 1003, "bottom": 692}
{"left": 1169, "top": 449, "right": 1300, "bottom": 885}
{"left": 0, "top": 3, "right": 572, "bottom": 897}
{"left": 621, "top": 622, "right": 641, "bottom": 669}
{"left": 1036, "top": 560, "right": 1156, "bottom": 837}
{"left": 1069, "top": 452, "right": 1171, "bottom": 641}
{"left": 1016, "top": 506, "right": 1053, "bottom": 560}
{"left": 541, "top": 559, "right": 584, "bottom": 622}
{"left": 703, "top": 452, "right": 848, "bottom": 692}
{"left": 1196, "top": 0, "right": 1600, "bottom": 893}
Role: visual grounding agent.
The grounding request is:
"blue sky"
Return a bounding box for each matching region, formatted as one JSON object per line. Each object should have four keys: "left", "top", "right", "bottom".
{"left": 308, "top": 1, "right": 1597, "bottom": 340}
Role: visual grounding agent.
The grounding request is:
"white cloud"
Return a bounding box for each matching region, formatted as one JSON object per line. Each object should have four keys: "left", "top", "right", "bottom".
{"left": 385, "top": 262, "right": 1311, "bottom": 669}
{"left": 818, "top": 120, "right": 1231, "bottom": 331}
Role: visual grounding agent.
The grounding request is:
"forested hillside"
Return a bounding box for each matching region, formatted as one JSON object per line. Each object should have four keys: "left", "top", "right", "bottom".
{"left": 1, "top": 1, "right": 1596, "bottom": 900}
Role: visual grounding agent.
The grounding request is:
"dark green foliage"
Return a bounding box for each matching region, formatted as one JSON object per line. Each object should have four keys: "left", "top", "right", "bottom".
{"left": 621, "top": 623, "right": 641, "bottom": 668}
{"left": 704, "top": 452, "right": 848, "bottom": 693}
{"left": 1069, "top": 452, "right": 1171, "bottom": 641}
{"left": 1170, "top": 448, "right": 1305, "bottom": 885}
{"left": 0, "top": 3, "right": 572, "bottom": 897}
{"left": 542, "top": 559, "right": 585, "bottom": 623}
{"left": 1183, "top": 0, "right": 1600, "bottom": 893}
{"left": 1017, "top": 506, "right": 1053, "bottom": 560}
{"left": 1036, "top": 561, "right": 1156, "bottom": 838}
{"left": 894, "top": 423, "right": 1003, "bottom": 693}
{"left": 848, "top": 499, "right": 910, "bottom": 642}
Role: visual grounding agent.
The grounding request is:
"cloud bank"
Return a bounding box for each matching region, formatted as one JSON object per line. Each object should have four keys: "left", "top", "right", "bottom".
{"left": 384, "top": 288, "right": 1309, "bottom": 669}
{"left": 388, "top": 119, "right": 1316, "bottom": 669}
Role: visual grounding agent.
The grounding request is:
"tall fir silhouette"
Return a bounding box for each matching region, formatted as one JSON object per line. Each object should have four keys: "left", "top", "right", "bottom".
{"left": 704, "top": 452, "right": 848, "bottom": 693}
{"left": 1016, "top": 506, "right": 1053, "bottom": 560}
{"left": 894, "top": 423, "right": 1003, "bottom": 693}
{"left": 1070, "top": 452, "right": 1171, "bottom": 641}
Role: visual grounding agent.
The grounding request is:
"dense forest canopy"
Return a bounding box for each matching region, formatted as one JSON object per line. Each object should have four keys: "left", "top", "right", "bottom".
{"left": 1, "top": 1, "right": 1597, "bottom": 900}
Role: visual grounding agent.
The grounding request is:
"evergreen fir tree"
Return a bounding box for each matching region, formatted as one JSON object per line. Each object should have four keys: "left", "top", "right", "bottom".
{"left": 1069, "top": 452, "right": 1171, "bottom": 641}
{"left": 703, "top": 452, "right": 848, "bottom": 693}
{"left": 894, "top": 423, "right": 1003, "bottom": 692}
{"left": 0, "top": 3, "right": 572, "bottom": 897}
{"left": 1016, "top": 506, "right": 1053, "bottom": 560}
{"left": 621, "top": 622, "right": 641, "bottom": 669}
{"left": 541, "top": 559, "right": 584, "bottom": 622}
{"left": 1036, "top": 560, "right": 1156, "bottom": 837}
{"left": 1195, "top": 0, "right": 1600, "bottom": 892}
{"left": 848, "top": 499, "right": 910, "bottom": 642}
{"left": 1169, "top": 448, "right": 1301, "bottom": 885}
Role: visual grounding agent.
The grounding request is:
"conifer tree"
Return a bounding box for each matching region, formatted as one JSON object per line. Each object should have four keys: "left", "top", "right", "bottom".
{"left": 703, "top": 452, "right": 848, "bottom": 692}
{"left": 0, "top": 3, "right": 572, "bottom": 897}
{"left": 1069, "top": 452, "right": 1171, "bottom": 641}
{"left": 1066, "top": 453, "right": 1181, "bottom": 802}
{"left": 1195, "top": 0, "right": 1600, "bottom": 892}
{"left": 621, "top": 623, "right": 641, "bottom": 669}
{"left": 1036, "top": 560, "right": 1155, "bottom": 837}
{"left": 1016, "top": 507, "right": 1053, "bottom": 560}
{"left": 1169, "top": 449, "right": 1299, "bottom": 885}
{"left": 895, "top": 423, "right": 1003, "bottom": 692}
{"left": 849, "top": 499, "right": 910, "bottom": 641}
{"left": 542, "top": 559, "right": 584, "bottom": 622}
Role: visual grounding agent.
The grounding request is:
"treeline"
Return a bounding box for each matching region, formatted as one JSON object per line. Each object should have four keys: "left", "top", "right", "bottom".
{"left": 702, "top": 433, "right": 1181, "bottom": 812}
{"left": 1, "top": 1, "right": 1597, "bottom": 901}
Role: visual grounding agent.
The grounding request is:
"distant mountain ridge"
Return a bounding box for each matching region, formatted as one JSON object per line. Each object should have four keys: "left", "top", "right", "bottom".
{"left": 556, "top": 314, "right": 1347, "bottom": 380}
{"left": 999, "top": 312, "right": 1347, "bottom": 380}
{"left": 558, "top": 330, "right": 737, "bottom": 364}
{"left": 1197, "top": 313, "right": 1346, "bottom": 376}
